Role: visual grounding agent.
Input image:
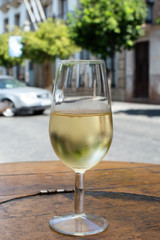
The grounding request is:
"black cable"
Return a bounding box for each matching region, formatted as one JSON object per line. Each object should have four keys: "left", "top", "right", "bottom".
{"left": 0, "top": 188, "right": 74, "bottom": 205}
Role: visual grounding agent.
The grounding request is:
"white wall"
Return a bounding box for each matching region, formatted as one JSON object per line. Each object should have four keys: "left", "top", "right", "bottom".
{"left": 149, "top": 29, "right": 160, "bottom": 101}
{"left": 125, "top": 50, "right": 134, "bottom": 101}
{"left": 68, "top": 0, "right": 78, "bottom": 12}
{"left": 150, "top": 30, "right": 160, "bottom": 75}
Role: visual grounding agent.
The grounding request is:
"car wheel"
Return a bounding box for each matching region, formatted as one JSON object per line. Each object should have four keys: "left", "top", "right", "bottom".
{"left": 2, "top": 100, "right": 16, "bottom": 117}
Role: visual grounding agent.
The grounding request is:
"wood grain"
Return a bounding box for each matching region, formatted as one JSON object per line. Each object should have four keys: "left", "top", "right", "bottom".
{"left": 0, "top": 161, "right": 160, "bottom": 240}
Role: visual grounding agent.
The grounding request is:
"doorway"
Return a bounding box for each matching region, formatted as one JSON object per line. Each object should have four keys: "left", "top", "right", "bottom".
{"left": 134, "top": 41, "right": 149, "bottom": 98}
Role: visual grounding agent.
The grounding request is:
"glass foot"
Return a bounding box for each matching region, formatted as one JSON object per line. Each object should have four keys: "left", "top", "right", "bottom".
{"left": 49, "top": 213, "right": 108, "bottom": 236}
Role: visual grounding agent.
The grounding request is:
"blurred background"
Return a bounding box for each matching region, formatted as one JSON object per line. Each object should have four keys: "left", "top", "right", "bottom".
{"left": 0, "top": 0, "right": 160, "bottom": 164}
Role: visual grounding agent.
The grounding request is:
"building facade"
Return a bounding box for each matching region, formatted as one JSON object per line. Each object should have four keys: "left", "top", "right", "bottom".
{"left": 0, "top": 0, "right": 28, "bottom": 80}
{"left": 0, "top": 0, "right": 79, "bottom": 88}
{"left": 122, "top": 0, "right": 160, "bottom": 103}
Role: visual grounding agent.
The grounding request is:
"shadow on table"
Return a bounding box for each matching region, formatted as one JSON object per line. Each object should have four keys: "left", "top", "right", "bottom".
{"left": 114, "top": 109, "right": 160, "bottom": 117}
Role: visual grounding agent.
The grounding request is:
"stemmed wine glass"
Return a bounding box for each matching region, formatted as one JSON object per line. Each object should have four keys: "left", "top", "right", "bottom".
{"left": 49, "top": 60, "right": 113, "bottom": 236}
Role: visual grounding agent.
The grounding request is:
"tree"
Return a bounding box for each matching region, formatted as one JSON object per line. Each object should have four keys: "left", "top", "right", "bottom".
{"left": 0, "top": 28, "right": 24, "bottom": 72}
{"left": 22, "top": 18, "right": 78, "bottom": 87}
{"left": 68, "top": 0, "right": 147, "bottom": 77}
{"left": 22, "top": 18, "right": 78, "bottom": 63}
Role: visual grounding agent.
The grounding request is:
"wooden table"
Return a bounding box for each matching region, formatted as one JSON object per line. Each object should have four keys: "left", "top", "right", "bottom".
{"left": 0, "top": 161, "right": 160, "bottom": 240}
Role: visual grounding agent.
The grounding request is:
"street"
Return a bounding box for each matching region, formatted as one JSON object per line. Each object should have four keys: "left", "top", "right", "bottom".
{"left": 0, "top": 102, "right": 160, "bottom": 164}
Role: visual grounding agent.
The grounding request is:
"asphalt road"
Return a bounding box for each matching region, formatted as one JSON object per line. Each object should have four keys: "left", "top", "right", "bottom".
{"left": 0, "top": 102, "right": 160, "bottom": 164}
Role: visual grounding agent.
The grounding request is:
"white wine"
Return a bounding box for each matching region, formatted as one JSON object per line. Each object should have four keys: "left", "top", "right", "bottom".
{"left": 49, "top": 112, "right": 113, "bottom": 173}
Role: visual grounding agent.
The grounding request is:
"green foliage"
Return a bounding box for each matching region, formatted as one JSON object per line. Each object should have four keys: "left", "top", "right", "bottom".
{"left": 22, "top": 18, "right": 78, "bottom": 63}
{"left": 68, "top": 0, "right": 147, "bottom": 59}
{"left": 0, "top": 28, "right": 24, "bottom": 67}
{"left": 156, "top": 17, "right": 160, "bottom": 24}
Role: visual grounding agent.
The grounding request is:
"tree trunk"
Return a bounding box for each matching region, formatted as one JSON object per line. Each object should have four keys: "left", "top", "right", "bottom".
{"left": 43, "top": 61, "right": 51, "bottom": 88}
{"left": 6, "top": 66, "right": 13, "bottom": 76}
{"left": 111, "top": 51, "right": 115, "bottom": 87}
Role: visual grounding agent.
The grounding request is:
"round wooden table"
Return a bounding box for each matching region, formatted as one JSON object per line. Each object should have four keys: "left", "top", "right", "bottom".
{"left": 0, "top": 161, "right": 160, "bottom": 240}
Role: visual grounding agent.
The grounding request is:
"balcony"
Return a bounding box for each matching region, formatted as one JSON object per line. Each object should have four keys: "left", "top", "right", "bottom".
{"left": 0, "top": 0, "right": 21, "bottom": 12}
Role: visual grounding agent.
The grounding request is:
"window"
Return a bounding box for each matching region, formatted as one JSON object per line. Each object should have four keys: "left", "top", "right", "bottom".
{"left": 146, "top": 3, "right": 153, "bottom": 23}
{"left": 59, "top": 0, "right": 67, "bottom": 21}
{"left": 4, "top": 18, "right": 9, "bottom": 32}
{"left": 15, "top": 13, "right": 20, "bottom": 26}
{"left": 146, "top": 0, "right": 155, "bottom": 24}
{"left": 44, "top": 5, "right": 50, "bottom": 18}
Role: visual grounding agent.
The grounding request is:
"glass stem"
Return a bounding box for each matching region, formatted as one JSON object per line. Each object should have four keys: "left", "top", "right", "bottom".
{"left": 74, "top": 173, "right": 84, "bottom": 215}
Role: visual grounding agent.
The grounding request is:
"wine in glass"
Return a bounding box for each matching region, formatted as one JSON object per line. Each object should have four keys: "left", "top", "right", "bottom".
{"left": 49, "top": 60, "right": 113, "bottom": 236}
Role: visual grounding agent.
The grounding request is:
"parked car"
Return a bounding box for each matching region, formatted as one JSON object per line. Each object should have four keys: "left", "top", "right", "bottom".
{"left": 0, "top": 75, "right": 51, "bottom": 117}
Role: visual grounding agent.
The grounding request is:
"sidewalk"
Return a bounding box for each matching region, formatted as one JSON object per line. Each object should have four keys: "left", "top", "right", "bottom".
{"left": 106, "top": 101, "right": 160, "bottom": 164}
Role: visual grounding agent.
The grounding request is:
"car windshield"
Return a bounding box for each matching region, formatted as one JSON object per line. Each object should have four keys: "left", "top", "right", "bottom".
{"left": 0, "top": 78, "right": 26, "bottom": 89}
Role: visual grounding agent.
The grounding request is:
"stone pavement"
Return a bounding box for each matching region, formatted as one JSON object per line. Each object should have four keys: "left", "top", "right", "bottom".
{"left": 105, "top": 101, "right": 160, "bottom": 164}
{"left": 0, "top": 101, "right": 159, "bottom": 164}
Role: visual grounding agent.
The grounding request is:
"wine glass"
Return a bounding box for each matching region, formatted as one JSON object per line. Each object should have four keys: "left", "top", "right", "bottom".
{"left": 49, "top": 59, "right": 113, "bottom": 236}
